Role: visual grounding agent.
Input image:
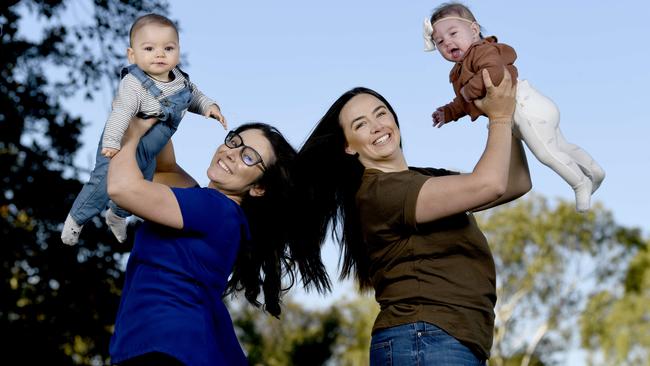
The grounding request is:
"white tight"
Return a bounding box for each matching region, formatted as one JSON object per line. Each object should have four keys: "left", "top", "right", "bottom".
{"left": 514, "top": 80, "right": 605, "bottom": 212}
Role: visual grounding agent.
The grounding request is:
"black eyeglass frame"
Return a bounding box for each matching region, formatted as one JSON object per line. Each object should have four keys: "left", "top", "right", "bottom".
{"left": 224, "top": 131, "right": 268, "bottom": 171}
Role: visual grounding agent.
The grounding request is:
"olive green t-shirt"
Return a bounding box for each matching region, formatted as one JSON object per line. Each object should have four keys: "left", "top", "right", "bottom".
{"left": 357, "top": 167, "right": 496, "bottom": 359}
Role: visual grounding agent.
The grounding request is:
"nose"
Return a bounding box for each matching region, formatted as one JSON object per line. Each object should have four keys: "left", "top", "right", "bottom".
{"left": 369, "top": 118, "right": 382, "bottom": 133}
{"left": 224, "top": 146, "right": 238, "bottom": 162}
{"left": 155, "top": 48, "right": 165, "bottom": 57}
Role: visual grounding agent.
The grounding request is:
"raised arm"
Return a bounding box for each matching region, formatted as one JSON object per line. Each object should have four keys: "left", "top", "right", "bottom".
{"left": 415, "top": 67, "right": 516, "bottom": 223}
{"left": 153, "top": 140, "right": 199, "bottom": 188}
{"left": 107, "top": 118, "right": 183, "bottom": 229}
{"left": 472, "top": 136, "right": 531, "bottom": 212}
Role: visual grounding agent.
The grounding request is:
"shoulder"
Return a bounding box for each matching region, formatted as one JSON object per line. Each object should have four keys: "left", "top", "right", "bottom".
{"left": 484, "top": 36, "right": 517, "bottom": 56}
{"left": 174, "top": 67, "right": 190, "bottom": 78}
{"left": 358, "top": 169, "right": 429, "bottom": 206}
{"left": 171, "top": 68, "right": 190, "bottom": 82}
{"left": 118, "top": 73, "right": 141, "bottom": 87}
{"left": 173, "top": 187, "right": 239, "bottom": 215}
{"left": 172, "top": 187, "right": 247, "bottom": 232}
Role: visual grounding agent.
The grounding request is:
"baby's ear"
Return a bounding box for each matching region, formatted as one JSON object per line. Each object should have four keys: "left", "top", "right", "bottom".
{"left": 127, "top": 48, "right": 135, "bottom": 64}
{"left": 471, "top": 22, "right": 481, "bottom": 37}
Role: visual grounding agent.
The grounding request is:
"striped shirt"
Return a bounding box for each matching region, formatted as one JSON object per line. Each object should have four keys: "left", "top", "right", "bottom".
{"left": 102, "top": 68, "right": 216, "bottom": 150}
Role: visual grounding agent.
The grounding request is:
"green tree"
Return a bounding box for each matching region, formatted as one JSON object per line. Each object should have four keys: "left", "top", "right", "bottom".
{"left": 232, "top": 295, "right": 378, "bottom": 366}
{"left": 580, "top": 238, "right": 650, "bottom": 365}
{"left": 1, "top": 1, "right": 168, "bottom": 364}
{"left": 477, "top": 195, "right": 643, "bottom": 366}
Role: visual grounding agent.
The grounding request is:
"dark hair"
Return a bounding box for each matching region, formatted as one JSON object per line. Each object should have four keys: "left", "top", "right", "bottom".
{"left": 293, "top": 87, "right": 400, "bottom": 290}
{"left": 129, "top": 13, "right": 179, "bottom": 47}
{"left": 429, "top": 2, "right": 484, "bottom": 39}
{"left": 225, "top": 122, "right": 330, "bottom": 318}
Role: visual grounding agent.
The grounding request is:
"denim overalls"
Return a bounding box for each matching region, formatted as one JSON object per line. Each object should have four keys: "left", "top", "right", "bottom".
{"left": 69, "top": 65, "right": 193, "bottom": 224}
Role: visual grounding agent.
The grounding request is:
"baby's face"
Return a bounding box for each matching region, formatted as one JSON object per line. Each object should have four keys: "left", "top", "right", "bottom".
{"left": 431, "top": 18, "right": 480, "bottom": 63}
{"left": 127, "top": 24, "right": 180, "bottom": 81}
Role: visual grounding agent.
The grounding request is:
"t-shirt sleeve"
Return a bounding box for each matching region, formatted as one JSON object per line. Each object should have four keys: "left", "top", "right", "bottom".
{"left": 171, "top": 187, "right": 231, "bottom": 234}
{"left": 359, "top": 172, "right": 430, "bottom": 240}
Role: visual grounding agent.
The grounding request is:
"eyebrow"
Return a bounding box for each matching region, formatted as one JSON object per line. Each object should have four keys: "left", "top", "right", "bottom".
{"left": 349, "top": 105, "right": 386, "bottom": 127}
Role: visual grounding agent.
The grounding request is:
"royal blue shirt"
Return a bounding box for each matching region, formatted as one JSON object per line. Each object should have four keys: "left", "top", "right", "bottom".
{"left": 110, "top": 187, "right": 249, "bottom": 366}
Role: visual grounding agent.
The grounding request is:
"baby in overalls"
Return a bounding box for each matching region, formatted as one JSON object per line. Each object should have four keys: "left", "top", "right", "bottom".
{"left": 423, "top": 2, "right": 605, "bottom": 212}
{"left": 61, "top": 13, "right": 226, "bottom": 245}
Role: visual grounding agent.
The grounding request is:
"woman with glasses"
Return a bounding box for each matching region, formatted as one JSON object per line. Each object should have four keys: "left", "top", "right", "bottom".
{"left": 106, "top": 118, "right": 330, "bottom": 366}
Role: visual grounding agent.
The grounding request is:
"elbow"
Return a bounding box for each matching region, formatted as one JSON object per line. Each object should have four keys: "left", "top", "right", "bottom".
{"left": 481, "top": 175, "right": 508, "bottom": 200}
{"left": 521, "top": 176, "right": 533, "bottom": 195}
{"left": 107, "top": 175, "right": 128, "bottom": 204}
{"left": 106, "top": 179, "right": 121, "bottom": 202}
{"left": 514, "top": 175, "right": 533, "bottom": 199}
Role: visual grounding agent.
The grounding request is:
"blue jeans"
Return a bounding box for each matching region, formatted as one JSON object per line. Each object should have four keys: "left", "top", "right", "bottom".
{"left": 370, "top": 322, "right": 486, "bottom": 366}
{"left": 69, "top": 65, "right": 192, "bottom": 224}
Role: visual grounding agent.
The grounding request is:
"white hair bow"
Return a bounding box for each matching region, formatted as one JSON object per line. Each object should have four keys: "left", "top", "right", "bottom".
{"left": 423, "top": 18, "right": 435, "bottom": 52}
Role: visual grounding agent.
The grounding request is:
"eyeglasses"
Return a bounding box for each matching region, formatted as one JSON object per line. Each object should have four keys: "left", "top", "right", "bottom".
{"left": 224, "top": 131, "right": 268, "bottom": 171}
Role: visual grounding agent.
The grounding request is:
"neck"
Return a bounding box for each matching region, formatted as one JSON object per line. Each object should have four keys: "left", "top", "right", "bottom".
{"left": 207, "top": 182, "right": 243, "bottom": 206}
{"left": 147, "top": 70, "right": 173, "bottom": 82}
{"left": 360, "top": 153, "right": 409, "bottom": 173}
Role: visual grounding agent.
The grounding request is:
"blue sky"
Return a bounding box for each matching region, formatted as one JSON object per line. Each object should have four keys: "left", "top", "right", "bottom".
{"left": 22, "top": 1, "right": 649, "bottom": 307}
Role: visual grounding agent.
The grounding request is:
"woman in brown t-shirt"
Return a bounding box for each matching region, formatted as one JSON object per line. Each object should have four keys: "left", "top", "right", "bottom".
{"left": 293, "top": 69, "right": 531, "bottom": 365}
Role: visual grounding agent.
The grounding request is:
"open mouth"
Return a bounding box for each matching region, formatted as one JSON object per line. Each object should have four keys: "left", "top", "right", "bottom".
{"left": 373, "top": 133, "right": 390, "bottom": 145}
{"left": 218, "top": 159, "right": 232, "bottom": 174}
{"left": 451, "top": 48, "right": 462, "bottom": 59}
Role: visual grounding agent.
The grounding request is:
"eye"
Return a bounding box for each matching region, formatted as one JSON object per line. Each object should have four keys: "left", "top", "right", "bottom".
{"left": 144, "top": 46, "right": 153, "bottom": 51}
{"left": 377, "top": 111, "right": 387, "bottom": 118}
{"left": 165, "top": 46, "right": 175, "bottom": 52}
{"left": 436, "top": 39, "right": 443, "bottom": 45}
{"left": 451, "top": 31, "right": 457, "bottom": 37}
{"left": 241, "top": 150, "right": 257, "bottom": 165}
{"left": 353, "top": 121, "right": 366, "bottom": 131}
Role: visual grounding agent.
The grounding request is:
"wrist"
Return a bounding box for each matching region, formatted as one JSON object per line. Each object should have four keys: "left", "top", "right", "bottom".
{"left": 488, "top": 119, "right": 512, "bottom": 128}
{"left": 488, "top": 117, "right": 512, "bottom": 124}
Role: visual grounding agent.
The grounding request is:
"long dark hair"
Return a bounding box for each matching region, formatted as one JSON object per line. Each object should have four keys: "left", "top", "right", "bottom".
{"left": 225, "top": 122, "right": 330, "bottom": 318}
{"left": 293, "top": 87, "right": 400, "bottom": 289}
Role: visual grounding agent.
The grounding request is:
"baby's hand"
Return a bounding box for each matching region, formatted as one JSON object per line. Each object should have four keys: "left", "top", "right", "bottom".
{"left": 432, "top": 108, "right": 448, "bottom": 128}
{"left": 205, "top": 104, "right": 227, "bottom": 130}
{"left": 101, "top": 147, "right": 119, "bottom": 158}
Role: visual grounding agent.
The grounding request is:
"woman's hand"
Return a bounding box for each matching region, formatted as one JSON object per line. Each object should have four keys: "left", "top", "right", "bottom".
{"left": 473, "top": 67, "right": 516, "bottom": 122}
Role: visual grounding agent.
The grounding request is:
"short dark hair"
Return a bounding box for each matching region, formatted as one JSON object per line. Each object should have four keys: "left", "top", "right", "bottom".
{"left": 292, "top": 87, "right": 400, "bottom": 289}
{"left": 129, "top": 13, "right": 178, "bottom": 47}
{"left": 225, "top": 122, "right": 331, "bottom": 318}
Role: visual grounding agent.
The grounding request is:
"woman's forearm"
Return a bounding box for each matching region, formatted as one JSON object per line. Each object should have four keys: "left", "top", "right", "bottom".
{"left": 107, "top": 131, "right": 145, "bottom": 209}
{"left": 153, "top": 141, "right": 198, "bottom": 188}
{"left": 471, "top": 119, "right": 513, "bottom": 198}
{"left": 473, "top": 136, "right": 531, "bottom": 212}
{"left": 107, "top": 119, "right": 184, "bottom": 228}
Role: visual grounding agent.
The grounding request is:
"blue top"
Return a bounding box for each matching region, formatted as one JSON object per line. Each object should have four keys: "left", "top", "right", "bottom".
{"left": 110, "top": 187, "right": 249, "bottom": 366}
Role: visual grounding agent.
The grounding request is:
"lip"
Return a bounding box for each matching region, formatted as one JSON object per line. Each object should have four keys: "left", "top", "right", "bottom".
{"left": 372, "top": 132, "right": 391, "bottom": 146}
{"left": 217, "top": 159, "right": 232, "bottom": 174}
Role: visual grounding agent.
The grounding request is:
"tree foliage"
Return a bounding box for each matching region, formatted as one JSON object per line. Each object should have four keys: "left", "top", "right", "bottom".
{"left": 1, "top": 1, "right": 168, "bottom": 364}
{"left": 232, "top": 295, "right": 378, "bottom": 366}
{"left": 580, "top": 240, "right": 650, "bottom": 365}
{"left": 476, "top": 194, "right": 645, "bottom": 366}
